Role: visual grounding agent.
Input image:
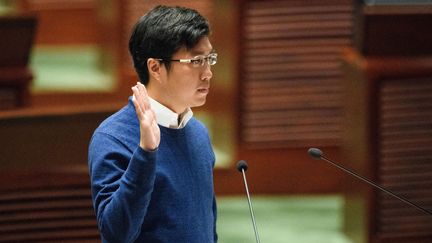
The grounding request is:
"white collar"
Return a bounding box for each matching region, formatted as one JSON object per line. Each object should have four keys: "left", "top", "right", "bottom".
{"left": 149, "top": 98, "right": 193, "bottom": 129}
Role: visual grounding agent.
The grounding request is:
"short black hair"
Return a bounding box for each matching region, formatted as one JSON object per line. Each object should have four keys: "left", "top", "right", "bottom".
{"left": 129, "top": 5, "right": 210, "bottom": 85}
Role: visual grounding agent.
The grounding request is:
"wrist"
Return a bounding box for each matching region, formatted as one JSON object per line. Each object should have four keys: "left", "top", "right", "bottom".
{"left": 140, "top": 143, "right": 158, "bottom": 152}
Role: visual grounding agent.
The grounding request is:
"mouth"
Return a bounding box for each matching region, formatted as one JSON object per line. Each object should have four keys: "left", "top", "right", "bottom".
{"left": 197, "top": 87, "right": 209, "bottom": 94}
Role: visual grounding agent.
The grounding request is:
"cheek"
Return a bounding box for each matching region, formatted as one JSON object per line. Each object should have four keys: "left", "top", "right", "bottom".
{"left": 167, "top": 67, "right": 201, "bottom": 95}
{"left": 168, "top": 78, "right": 194, "bottom": 98}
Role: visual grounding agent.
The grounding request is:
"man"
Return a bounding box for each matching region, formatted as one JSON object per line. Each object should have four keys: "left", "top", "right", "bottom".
{"left": 88, "top": 5, "right": 218, "bottom": 242}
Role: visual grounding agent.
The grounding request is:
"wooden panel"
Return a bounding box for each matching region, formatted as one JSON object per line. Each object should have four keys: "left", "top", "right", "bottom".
{"left": 0, "top": 88, "right": 18, "bottom": 109}
{"left": 0, "top": 167, "right": 100, "bottom": 242}
{"left": 341, "top": 48, "right": 432, "bottom": 243}
{"left": 0, "top": 15, "right": 36, "bottom": 66}
{"left": 0, "top": 103, "right": 120, "bottom": 167}
{"left": 240, "top": 0, "right": 353, "bottom": 148}
{"left": 215, "top": 146, "right": 346, "bottom": 195}
{"left": 17, "top": 0, "right": 100, "bottom": 44}
{"left": 0, "top": 67, "right": 33, "bottom": 108}
{"left": 0, "top": 15, "right": 36, "bottom": 108}
{"left": 376, "top": 77, "right": 432, "bottom": 239}
{"left": 356, "top": 5, "right": 432, "bottom": 56}
{"left": 342, "top": 5, "right": 432, "bottom": 242}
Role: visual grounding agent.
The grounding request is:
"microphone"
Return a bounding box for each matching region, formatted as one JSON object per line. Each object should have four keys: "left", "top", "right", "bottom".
{"left": 308, "top": 148, "right": 432, "bottom": 216}
{"left": 236, "top": 160, "right": 261, "bottom": 243}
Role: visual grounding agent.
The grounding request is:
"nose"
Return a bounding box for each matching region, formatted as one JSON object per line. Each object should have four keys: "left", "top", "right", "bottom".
{"left": 201, "top": 63, "right": 213, "bottom": 81}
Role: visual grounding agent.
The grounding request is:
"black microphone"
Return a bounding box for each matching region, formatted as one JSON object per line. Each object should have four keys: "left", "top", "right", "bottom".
{"left": 308, "top": 148, "right": 432, "bottom": 216}
{"left": 236, "top": 160, "right": 261, "bottom": 243}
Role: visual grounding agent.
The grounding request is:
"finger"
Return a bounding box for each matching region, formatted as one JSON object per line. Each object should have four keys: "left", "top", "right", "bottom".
{"left": 132, "top": 84, "right": 144, "bottom": 109}
{"left": 131, "top": 86, "right": 142, "bottom": 110}
{"left": 136, "top": 82, "right": 151, "bottom": 110}
{"left": 143, "top": 107, "right": 156, "bottom": 126}
{"left": 140, "top": 85, "right": 151, "bottom": 111}
{"left": 132, "top": 88, "right": 145, "bottom": 121}
{"left": 152, "top": 121, "right": 159, "bottom": 135}
{"left": 133, "top": 84, "right": 150, "bottom": 114}
{"left": 150, "top": 109, "right": 157, "bottom": 123}
{"left": 132, "top": 84, "right": 145, "bottom": 110}
{"left": 131, "top": 86, "right": 140, "bottom": 110}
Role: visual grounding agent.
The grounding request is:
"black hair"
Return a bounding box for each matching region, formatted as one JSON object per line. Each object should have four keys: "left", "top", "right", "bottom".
{"left": 129, "top": 5, "right": 210, "bottom": 85}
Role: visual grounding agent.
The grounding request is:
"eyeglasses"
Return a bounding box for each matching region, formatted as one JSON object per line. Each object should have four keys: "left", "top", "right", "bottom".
{"left": 156, "top": 53, "right": 217, "bottom": 67}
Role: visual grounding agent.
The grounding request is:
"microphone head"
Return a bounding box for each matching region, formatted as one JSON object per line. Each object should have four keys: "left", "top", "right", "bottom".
{"left": 236, "top": 160, "right": 248, "bottom": 172}
{"left": 308, "top": 148, "right": 323, "bottom": 160}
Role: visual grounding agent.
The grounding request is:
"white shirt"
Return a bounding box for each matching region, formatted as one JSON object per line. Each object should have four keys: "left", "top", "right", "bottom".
{"left": 149, "top": 97, "right": 193, "bottom": 129}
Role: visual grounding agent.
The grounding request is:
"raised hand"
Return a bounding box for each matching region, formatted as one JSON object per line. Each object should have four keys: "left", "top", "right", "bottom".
{"left": 131, "top": 82, "right": 160, "bottom": 151}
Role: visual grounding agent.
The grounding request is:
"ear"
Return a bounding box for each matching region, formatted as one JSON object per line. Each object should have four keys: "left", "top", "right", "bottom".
{"left": 147, "top": 58, "right": 164, "bottom": 82}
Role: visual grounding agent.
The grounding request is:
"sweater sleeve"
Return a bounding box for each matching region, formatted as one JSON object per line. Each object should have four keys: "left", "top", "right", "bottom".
{"left": 88, "top": 132, "right": 157, "bottom": 242}
{"left": 213, "top": 195, "right": 218, "bottom": 242}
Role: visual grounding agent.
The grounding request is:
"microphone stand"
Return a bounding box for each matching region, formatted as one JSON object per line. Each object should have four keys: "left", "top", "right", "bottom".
{"left": 237, "top": 160, "right": 261, "bottom": 243}
{"left": 308, "top": 148, "right": 432, "bottom": 216}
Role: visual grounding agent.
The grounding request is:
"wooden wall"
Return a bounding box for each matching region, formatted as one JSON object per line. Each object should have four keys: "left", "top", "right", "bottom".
{"left": 16, "top": 0, "right": 100, "bottom": 45}
{"left": 0, "top": 104, "right": 118, "bottom": 242}
{"left": 0, "top": 103, "right": 120, "bottom": 168}
{"left": 341, "top": 4, "right": 432, "bottom": 243}
{"left": 0, "top": 0, "right": 364, "bottom": 241}
{"left": 2, "top": 0, "right": 354, "bottom": 196}
{"left": 3, "top": 1, "right": 432, "bottom": 242}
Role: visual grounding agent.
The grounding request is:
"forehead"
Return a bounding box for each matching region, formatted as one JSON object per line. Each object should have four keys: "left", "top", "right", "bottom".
{"left": 176, "top": 37, "right": 213, "bottom": 56}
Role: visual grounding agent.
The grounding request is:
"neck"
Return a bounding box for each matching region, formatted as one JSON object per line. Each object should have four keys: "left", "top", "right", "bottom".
{"left": 147, "top": 84, "right": 186, "bottom": 114}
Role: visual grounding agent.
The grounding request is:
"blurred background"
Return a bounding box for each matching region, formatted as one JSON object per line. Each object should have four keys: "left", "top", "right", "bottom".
{"left": 1, "top": 0, "right": 432, "bottom": 242}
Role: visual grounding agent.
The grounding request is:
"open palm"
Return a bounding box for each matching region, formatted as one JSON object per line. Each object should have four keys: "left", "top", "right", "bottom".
{"left": 131, "top": 82, "right": 160, "bottom": 151}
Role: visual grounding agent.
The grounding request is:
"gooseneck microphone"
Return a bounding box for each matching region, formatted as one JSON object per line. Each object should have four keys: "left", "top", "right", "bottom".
{"left": 308, "top": 148, "right": 432, "bottom": 216}
{"left": 236, "top": 160, "right": 261, "bottom": 243}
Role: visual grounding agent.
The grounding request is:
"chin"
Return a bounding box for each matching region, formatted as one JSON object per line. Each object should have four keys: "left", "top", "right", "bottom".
{"left": 191, "top": 99, "right": 207, "bottom": 108}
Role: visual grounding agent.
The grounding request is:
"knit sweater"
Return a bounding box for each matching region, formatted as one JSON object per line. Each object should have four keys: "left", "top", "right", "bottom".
{"left": 88, "top": 98, "right": 217, "bottom": 242}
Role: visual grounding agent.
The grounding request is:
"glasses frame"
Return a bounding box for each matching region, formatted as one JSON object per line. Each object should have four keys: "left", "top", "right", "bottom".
{"left": 156, "top": 53, "right": 217, "bottom": 67}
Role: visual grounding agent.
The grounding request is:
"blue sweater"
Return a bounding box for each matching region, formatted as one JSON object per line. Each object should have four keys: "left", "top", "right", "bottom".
{"left": 88, "top": 98, "right": 217, "bottom": 242}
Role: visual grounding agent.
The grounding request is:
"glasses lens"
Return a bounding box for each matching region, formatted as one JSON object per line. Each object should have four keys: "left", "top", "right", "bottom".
{"left": 190, "top": 53, "right": 217, "bottom": 67}
{"left": 199, "top": 57, "right": 206, "bottom": 66}
{"left": 208, "top": 53, "right": 217, "bottom": 65}
{"left": 189, "top": 58, "right": 202, "bottom": 67}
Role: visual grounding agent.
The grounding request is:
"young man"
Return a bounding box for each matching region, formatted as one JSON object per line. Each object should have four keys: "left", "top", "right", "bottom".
{"left": 88, "top": 5, "right": 218, "bottom": 242}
